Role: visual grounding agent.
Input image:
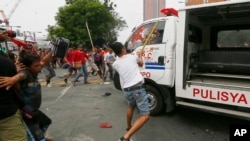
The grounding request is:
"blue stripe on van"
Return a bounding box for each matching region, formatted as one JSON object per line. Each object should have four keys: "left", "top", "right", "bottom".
{"left": 145, "top": 62, "right": 165, "bottom": 70}
{"left": 145, "top": 66, "right": 165, "bottom": 70}
{"left": 145, "top": 62, "right": 159, "bottom": 65}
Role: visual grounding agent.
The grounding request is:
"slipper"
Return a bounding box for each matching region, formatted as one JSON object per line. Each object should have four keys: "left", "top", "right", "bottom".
{"left": 103, "top": 92, "right": 111, "bottom": 96}
{"left": 99, "top": 122, "right": 112, "bottom": 128}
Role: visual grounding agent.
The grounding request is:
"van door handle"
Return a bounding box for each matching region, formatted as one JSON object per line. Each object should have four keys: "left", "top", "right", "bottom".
{"left": 158, "top": 56, "right": 164, "bottom": 65}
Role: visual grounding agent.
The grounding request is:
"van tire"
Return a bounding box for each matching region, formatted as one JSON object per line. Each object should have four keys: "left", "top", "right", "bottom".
{"left": 145, "top": 85, "right": 164, "bottom": 116}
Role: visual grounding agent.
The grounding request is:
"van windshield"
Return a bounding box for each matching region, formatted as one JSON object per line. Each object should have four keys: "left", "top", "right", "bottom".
{"left": 126, "top": 21, "right": 165, "bottom": 51}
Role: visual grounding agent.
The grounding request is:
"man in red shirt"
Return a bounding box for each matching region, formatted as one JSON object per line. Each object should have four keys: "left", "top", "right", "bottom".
{"left": 72, "top": 44, "right": 90, "bottom": 85}
{"left": 64, "top": 47, "right": 77, "bottom": 83}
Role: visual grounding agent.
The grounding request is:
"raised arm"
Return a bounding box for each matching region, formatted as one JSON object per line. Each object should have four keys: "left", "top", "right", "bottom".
{"left": 40, "top": 50, "right": 52, "bottom": 68}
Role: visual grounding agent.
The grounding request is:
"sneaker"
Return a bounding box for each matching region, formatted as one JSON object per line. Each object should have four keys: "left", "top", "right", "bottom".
{"left": 84, "top": 82, "right": 91, "bottom": 84}
{"left": 47, "top": 83, "right": 52, "bottom": 88}
{"left": 64, "top": 78, "right": 67, "bottom": 84}
{"left": 118, "top": 137, "right": 129, "bottom": 141}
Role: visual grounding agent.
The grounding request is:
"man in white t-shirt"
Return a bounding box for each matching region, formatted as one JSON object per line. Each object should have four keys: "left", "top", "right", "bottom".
{"left": 111, "top": 42, "right": 150, "bottom": 141}
{"left": 103, "top": 49, "right": 116, "bottom": 81}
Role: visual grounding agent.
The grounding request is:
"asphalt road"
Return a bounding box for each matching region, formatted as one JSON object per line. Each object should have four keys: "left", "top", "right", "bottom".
{"left": 38, "top": 68, "right": 250, "bottom": 141}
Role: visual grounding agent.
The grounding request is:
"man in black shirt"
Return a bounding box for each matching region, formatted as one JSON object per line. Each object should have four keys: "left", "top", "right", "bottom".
{"left": 0, "top": 30, "right": 27, "bottom": 141}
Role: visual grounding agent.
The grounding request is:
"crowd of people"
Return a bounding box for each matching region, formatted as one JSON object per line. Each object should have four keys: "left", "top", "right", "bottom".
{"left": 0, "top": 29, "right": 150, "bottom": 141}
{"left": 62, "top": 44, "right": 116, "bottom": 86}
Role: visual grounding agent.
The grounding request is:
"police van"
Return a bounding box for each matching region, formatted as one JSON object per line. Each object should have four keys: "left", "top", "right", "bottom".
{"left": 113, "top": 0, "right": 250, "bottom": 119}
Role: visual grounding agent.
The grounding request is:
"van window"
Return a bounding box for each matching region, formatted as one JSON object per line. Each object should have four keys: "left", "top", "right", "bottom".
{"left": 127, "top": 21, "right": 165, "bottom": 51}
{"left": 217, "top": 30, "right": 250, "bottom": 48}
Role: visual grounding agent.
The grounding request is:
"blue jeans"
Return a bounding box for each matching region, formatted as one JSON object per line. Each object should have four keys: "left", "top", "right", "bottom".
{"left": 123, "top": 86, "right": 150, "bottom": 115}
{"left": 73, "top": 64, "right": 88, "bottom": 83}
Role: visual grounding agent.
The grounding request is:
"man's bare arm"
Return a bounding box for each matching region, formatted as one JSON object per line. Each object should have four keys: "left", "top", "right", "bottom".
{"left": 40, "top": 50, "right": 52, "bottom": 68}
{"left": 137, "top": 50, "right": 144, "bottom": 67}
{"left": 0, "top": 72, "right": 26, "bottom": 90}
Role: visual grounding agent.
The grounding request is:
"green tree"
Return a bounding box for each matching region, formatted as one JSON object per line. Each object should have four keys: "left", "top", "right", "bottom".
{"left": 47, "top": 0, "right": 127, "bottom": 47}
{"left": 65, "top": 0, "right": 75, "bottom": 5}
{"left": 102, "top": 0, "right": 127, "bottom": 43}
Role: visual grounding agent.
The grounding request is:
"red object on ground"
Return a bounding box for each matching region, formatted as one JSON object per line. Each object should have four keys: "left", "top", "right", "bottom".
{"left": 99, "top": 122, "right": 112, "bottom": 128}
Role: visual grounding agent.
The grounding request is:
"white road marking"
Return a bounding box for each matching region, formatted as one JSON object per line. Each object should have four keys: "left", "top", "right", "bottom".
{"left": 56, "top": 84, "right": 72, "bottom": 101}
{"left": 65, "top": 134, "right": 94, "bottom": 141}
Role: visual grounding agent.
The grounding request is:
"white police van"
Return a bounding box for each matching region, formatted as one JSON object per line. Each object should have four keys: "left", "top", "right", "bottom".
{"left": 114, "top": 0, "right": 250, "bottom": 119}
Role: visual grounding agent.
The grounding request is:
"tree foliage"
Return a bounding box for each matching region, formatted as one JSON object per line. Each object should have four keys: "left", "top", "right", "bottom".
{"left": 47, "top": 0, "right": 127, "bottom": 47}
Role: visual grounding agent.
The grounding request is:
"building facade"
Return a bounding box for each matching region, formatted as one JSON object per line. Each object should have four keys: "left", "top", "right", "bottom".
{"left": 143, "top": 0, "right": 165, "bottom": 21}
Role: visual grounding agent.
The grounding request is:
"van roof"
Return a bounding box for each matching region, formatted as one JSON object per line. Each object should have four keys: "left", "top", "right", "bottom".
{"left": 179, "top": 0, "right": 250, "bottom": 25}
{"left": 139, "top": 15, "right": 179, "bottom": 27}
{"left": 179, "top": 0, "right": 250, "bottom": 11}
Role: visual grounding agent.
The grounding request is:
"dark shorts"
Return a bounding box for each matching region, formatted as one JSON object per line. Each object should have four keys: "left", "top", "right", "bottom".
{"left": 94, "top": 61, "right": 102, "bottom": 68}
{"left": 42, "top": 67, "right": 56, "bottom": 78}
{"left": 68, "top": 65, "right": 76, "bottom": 73}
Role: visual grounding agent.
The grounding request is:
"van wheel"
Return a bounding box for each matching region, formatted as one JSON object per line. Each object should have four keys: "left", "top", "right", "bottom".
{"left": 145, "top": 85, "right": 163, "bottom": 116}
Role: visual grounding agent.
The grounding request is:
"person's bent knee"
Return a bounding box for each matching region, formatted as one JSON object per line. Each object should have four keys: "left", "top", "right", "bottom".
{"left": 141, "top": 114, "right": 150, "bottom": 121}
